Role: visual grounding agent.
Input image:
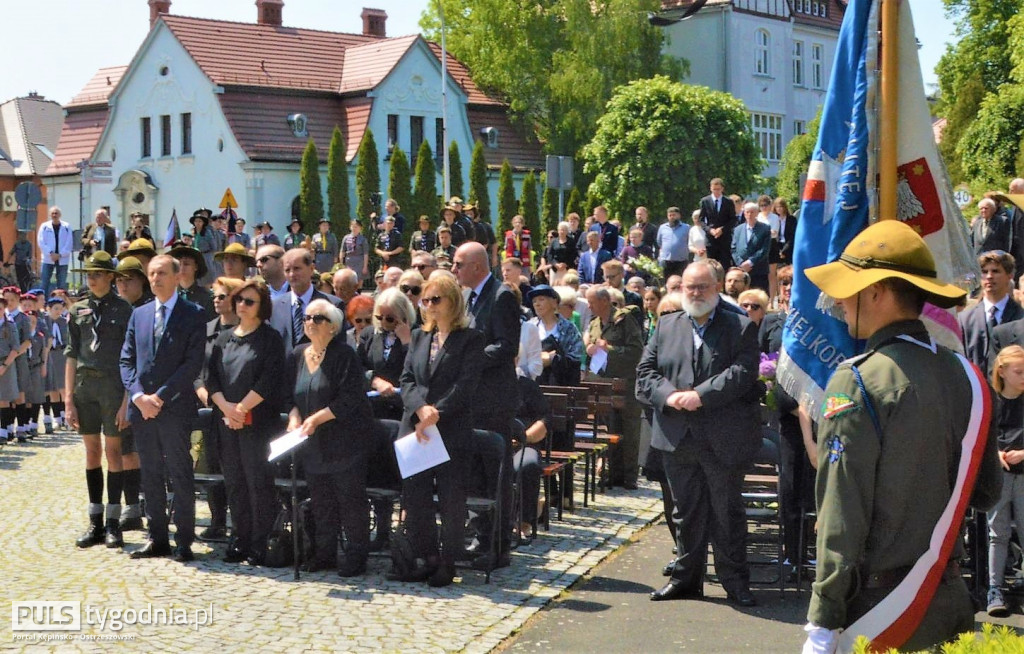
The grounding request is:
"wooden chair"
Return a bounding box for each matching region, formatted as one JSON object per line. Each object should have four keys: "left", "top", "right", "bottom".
{"left": 539, "top": 384, "right": 596, "bottom": 507}
{"left": 537, "top": 392, "right": 576, "bottom": 530}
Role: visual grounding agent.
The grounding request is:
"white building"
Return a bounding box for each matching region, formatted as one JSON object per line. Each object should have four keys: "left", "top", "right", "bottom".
{"left": 657, "top": 0, "right": 845, "bottom": 179}
{"left": 44, "top": 1, "right": 542, "bottom": 242}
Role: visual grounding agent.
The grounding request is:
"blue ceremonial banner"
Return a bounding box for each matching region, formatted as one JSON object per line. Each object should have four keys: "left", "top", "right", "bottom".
{"left": 776, "top": 0, "right": 875, "bottom": 412}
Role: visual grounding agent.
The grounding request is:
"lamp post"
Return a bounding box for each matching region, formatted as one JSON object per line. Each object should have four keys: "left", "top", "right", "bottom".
{"left": 438, "top": 0, "right": 450, "bottom": 203}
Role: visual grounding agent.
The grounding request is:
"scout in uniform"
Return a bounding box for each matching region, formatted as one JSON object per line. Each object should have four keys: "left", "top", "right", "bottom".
{"left": 312, "top": 218, "right": 340, "bottom": 273}
{"left": 169, "top": 242, "right": 215, "bottom": 320}
{"left": 801, "top": 221, "right": 1003, "bottom": 653}
{"left": 19, "top": 293, "right": 48, "bottom": 437}
{"left": 3, "top": 286, "right": 32, "bottom": 440}
{"left": 0, "top": 294, "right": 22, "bottom": 441}
{"left": 44, "top": 296, "right": 69, "bottom": 434}
{"left": 66, "top": 251, "right": 134, "bottom": 549}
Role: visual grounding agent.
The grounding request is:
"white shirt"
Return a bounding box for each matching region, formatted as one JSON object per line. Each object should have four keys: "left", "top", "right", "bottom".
{"left": 37, "top": 220, "right": 74, "bottom": 265}
{"left": 290, "top": 284, "right": 315, "bottom": 310}
{"left": 983, "top": 295, "right": 1011, "bottom": 325}
{"left": 268, "top": 280, "right": 290, "bottom": 301}
{"left": 518, "top": 320, "right": 543, "bottom": 379}
{"left": 469, "top": 274, "right": 491, "bottom": 307}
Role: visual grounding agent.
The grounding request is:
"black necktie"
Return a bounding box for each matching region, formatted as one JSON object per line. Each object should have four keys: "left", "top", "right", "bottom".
{"left": 468, "top": 291, "right": 478, "bottom": 312}
{"left": 989, "top": 305, "right": 999, "bottom": 332}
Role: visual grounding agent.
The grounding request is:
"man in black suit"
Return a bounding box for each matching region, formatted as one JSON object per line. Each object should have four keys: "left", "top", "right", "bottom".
{"left": 730, "top": 202, "right": 772, "bottom": 291}
{"left": 776, "top": 203, "right": 798, "bottom": 268}
{"left": 454, "top": 241, "right": 521, "bottom": 570}
{"left": 636, "top": 260, "right": 761, "bottom": 607}
{"left": 268, "top": 248, "right": 344, "bottom": 360}
{"left": 120, "top": 255, "right": 207, "bottom": 561}
{"left": 958, "top": 250, "right": 1022, "bottom": 373}
{"left": 971, "top": 198, "right": 1012, "bottom": 257}
{"left": 590, "top": 206, "right": 620, "bottom": 255}
{"left": 1002, "top": 180, "right": 1024, "bottom": 285}
{"left": 698, "top": 178, "right": 737, "bottom": 271}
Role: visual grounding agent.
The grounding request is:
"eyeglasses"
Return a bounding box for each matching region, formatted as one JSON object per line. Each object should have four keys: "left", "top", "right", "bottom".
{"left": 213, "top": 293, "right": 228, "bottom": 301}
{"left": 257, "top": 255, "right": 281, "bottom": 264}
{"left": 411, "top": 264, "right": 429, "bottom": 271}
{"left": 352, "top": 317, "right": 372, "bottom": 325}
{"left": 740, "top": 303, "right": 763, "bottom": 310}
{"left": 400, "top": 284, "right": 422, "bottom": 296}
{"left": 303, "top": 314, "right": 329, "bottom": 324}
{"left": 683, "top": 283, "right": 712, "bottom": 293}
{"left": 779, "top": 280, "right": 793, "bottom": 287}
{"left": 235, "top": 297, "right": 258, "bottom": 307}
{"left": 421, "top": 296, "right": 444, "bottom": 306}
{"left": 375, "top": 314, "right": 397, "bottom": 324}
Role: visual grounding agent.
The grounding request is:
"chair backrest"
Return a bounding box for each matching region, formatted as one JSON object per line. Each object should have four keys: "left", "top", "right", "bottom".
{"left": 543, "top": 392, "right": 569, "bottom": 460}
{"left": 540, "top": 384, "right": 590, "bottom": 441}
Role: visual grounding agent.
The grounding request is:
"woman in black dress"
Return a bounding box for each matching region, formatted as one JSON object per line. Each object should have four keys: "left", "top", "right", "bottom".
{"left": 287, "top": 298, "right": 376, "bottom": 576}
{"left": 207, "top": 280, "right": 285, "bottom": 565}
{"left": 399, "top": 272, "right": 484, "bottom": 587}
{"left": 541, "top": 221, "right": 578, "bottom": 280}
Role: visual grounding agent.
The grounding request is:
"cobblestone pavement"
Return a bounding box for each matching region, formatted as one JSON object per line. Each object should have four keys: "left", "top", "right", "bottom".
{"left": 0, "top": 432, "right": 663, "bottom": 652}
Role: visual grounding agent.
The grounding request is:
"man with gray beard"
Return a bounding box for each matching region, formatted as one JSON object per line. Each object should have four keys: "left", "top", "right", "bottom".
{"left": 637, "top": 261, "right": 761, "bottom": 606}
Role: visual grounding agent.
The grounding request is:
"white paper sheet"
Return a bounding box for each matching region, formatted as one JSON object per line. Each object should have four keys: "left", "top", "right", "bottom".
{"left": 267, "top": 428, "right": 309, "bottom": 462}
{"left": 588, "top": 347, "right": 608, "bottom": 374}
{"left": 393, "top": 425, "right": 450, "bottom": 479}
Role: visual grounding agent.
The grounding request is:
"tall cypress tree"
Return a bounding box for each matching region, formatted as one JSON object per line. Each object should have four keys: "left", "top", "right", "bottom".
{"left": 469, "top": 139, "right": 490, "bottom": 222}
{"left": 355, "top": 129, "right": 381, "bottom": 221}
{"left": 412, "top": 140, "right": 438, "bottom": 226}
{"left": 387, "top": 147, "right": 412, "bottom": 228}
{"left": 299, "top": 139, "right": 324, "bottom": 227}
{"left": 541, "top": 172, "right": 559, "bottom": 236}
{"left": 448, "top": 140, "right": 464, "bottom": 201}
{"left": 565, "top": 187, "right": 583, "bottom": 217}
{"left": 497, "top": 159, "right": 516, "bottom": 237}
{"left": 519, "top": 171, "right": 540, "bottom": 258}
{"left": 326, "top": 126, "right": 349, "bottom": 237}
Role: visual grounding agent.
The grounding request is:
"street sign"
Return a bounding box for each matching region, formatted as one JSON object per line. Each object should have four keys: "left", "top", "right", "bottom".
{"left": 220, "top": 188, "right": 237, "bottom": 209}
{"left": 14, "top": 181, "right": 41, "bottom": 209}
{"left": 16, "top": 208, "right": 34, "bottom": 231}
{"left": 545, "top": 156, "right": 574, "bottom": 191}
{"left": 953, "top": 186, "right": 972, "bottom": 209}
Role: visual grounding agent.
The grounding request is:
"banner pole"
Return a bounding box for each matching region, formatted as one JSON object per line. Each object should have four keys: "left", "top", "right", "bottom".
{"left": 878, "top": 0, "right": 899, "bottom": 221}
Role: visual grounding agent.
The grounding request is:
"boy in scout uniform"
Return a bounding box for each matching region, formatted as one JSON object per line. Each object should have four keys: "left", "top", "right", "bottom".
{"left": 801, "top": 221, "right": 1003, "bottom": 653}
{"left": 66, "top": 251, "right": 134, "bottom": 549}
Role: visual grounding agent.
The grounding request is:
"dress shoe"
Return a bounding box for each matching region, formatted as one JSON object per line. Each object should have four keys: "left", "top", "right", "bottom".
{"left": 119, "top": 515, "right": 145, "bottom": 531}
{"left": 726, "top": 587, "right": 757, "bottom": 607}
{"left": 223, "top": 547, "right": 248, "bottom": 563}
{"left": 173, "top": 545, "right": 195, "bottom": 562}
{"left": 197, "top": 525, "right": 228, "bottom": 542}
{"left": 427, "top": 564, "right": 456, "bottom": 587}
{"left": 130, "top": 541, "right": 172, "bottom": 559}
{"left": 76, "top": 515, "right": 105, "bottom": 548}
{"left": 650, "top": 580, "right": 703, "bottom": 602}
{"left": 472, "top": 551, "right": 511, "bottom": 571}
{"left": 386, "top": 561, "right": 434, "bottom": 583}
{"left": 104, "top": 521, "right": 124, "bottom": 548}
{"left": 338, "top": 556, "right": 367, "bottom": 578}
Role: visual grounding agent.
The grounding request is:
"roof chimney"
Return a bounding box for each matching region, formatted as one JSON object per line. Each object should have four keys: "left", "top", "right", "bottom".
{"left": 361, "top": 8, "right": 387, "bottom": 38}
{"left": 148, "top": 0, "right": 171, "bottom": 29}
{"left": 256, "top": 0, "right": 284, "bottom": 26}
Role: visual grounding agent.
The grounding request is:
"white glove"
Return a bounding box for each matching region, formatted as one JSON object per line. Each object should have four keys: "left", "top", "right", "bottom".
{"left": 802, "top": 622, "right": 839, "bottom": 654}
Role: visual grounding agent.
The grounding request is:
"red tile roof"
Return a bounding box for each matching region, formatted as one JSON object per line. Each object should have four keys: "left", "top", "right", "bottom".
{"left": 340, "top": 35, "right": 419, "bottom": 93}
{"left": 425, "top": 42, "right": 503, "bottom": 107}
{"left": 467, "top": 107, "right": 544, "bottom": 171}
{"left": 45, "top": 108, "right": 109, "bottom": 176}
{"left": 67, "top": 66, "right": 126, "bottom": 108}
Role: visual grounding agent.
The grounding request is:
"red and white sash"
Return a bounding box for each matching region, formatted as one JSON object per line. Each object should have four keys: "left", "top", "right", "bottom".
{"left": 837, "top": 345, "right": 991, "bottom": 653}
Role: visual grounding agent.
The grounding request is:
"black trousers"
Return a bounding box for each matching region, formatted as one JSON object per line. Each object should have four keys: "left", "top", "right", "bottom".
{"left": 512, "top": 447, "right": 541, "bottom": 524}
{"left": 662, "top": 437, "right": 749, "bottom": 592}
{"left": 706, "top": 240, "right": 732, "bottom": 271}
{"left": 472, "top": 410, "right": 515, "bottom": 551}
{"left": 402, "top": 447, "right": 466, "bottom": 565}
{"left": 202, "top": 422, "right": 228, "bottom": 527}
{"left": 217, "top": 423, "right": 276, "bottom": 553}
{"left": 607, "top": 398, "right": 642, "bottom": 486}
{"left": 777, "top": 413, "right": 813, "bottom": 564}
{"left": 307, "top": 454, "right": 370, "bottom": 563}
{"left": 134, "top": 415, "right": 195, "bottom": 547}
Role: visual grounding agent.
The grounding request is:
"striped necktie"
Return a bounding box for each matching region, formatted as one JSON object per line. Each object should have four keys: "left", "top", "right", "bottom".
{"left": 292, "top": 298, "right": 304, "bottom": 346}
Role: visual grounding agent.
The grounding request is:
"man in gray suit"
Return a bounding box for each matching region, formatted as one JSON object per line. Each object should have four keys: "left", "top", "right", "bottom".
{"left": 971, "top": 198, "right": 1012, "bottom": 257}
{"left": 268, "top": 248, "right": 343, "bottom": 360}
{"left": 958, "top": 249, "right": 1022, "bottom": 373}
{"left": 637, "top": 260, "right": 761, "bottom": 607}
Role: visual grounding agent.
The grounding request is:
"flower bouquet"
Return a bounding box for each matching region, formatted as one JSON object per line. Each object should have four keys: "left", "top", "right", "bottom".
{"left": 759, "top": 351, "right": 779, "bottom": 411}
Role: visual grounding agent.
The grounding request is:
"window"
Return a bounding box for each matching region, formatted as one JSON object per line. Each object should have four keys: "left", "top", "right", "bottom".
{"left": 410, "top": 115, "right": 424, "bottom": 157}
{"left": 755, "top": 29, "right": 770, "bottom": 76}
{"left": 792, "top": 40, "right": 804, "bottom": 86}
{"left": 141, "top": 117, "right": 151, "bottom": 158}
{"left": 181, "top": 113, "right": 192, "bottom": 154}
{"left": 750, "top": 112, "right": 784, "bottom": 162}
{"left": 811, "top": 43, "right": 824, "bottom": 89}
{"left": 793, "top": 120, "right": 806, "bottom": 136}
{"left": 387, "top": 114, "right": 398, "bottom": 155}
{"left": 160, "top": 114, "right": 171, "bottom": 156}
{"left": 435, "top": 117, "right": 444, "bottom": 165}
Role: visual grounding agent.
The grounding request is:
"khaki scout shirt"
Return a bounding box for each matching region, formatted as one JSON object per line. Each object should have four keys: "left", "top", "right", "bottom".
{"left": 808, "top": 319, "right": 1002, "bottom": 629}
{"left": 586, "top": 307, "right": 643, "bottom": 381}
{"left": 65, "top": 292, "right": 133, "bottom": 375}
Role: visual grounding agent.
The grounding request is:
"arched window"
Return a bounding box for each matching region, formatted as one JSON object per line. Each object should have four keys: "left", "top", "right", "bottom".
{"left": 755, "top": 29, "right": 770, "bottom": 76}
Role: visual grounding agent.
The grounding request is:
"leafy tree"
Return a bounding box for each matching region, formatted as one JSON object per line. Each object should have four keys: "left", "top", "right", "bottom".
{"left": 388, "top": 147, "right": 412, "bottom": 228}
{"left": 448, "top": 140, "right": 465, "bottom": 200}
{"left": 326, "top": 126, "right": 349, "bottom": 237}
{"left": 420, "top": 0, "right": 685, "bottom": 158}
{"left": 776, "top": 109, "right": 821, "bottom": 207}
{"left": 958, "top": 83, "right": 1024, "bottom": 193}
{"left": 582, "top": 76, "right": 762, "bottom": 219}
{"left": 355, "top": 129, "right": 381, "bottom": 221}
{"left": 937, "top": 72, "right": 986, "bottom": 185}
{"left": 519, "top": 171, "right": 540, "bottom": 254}
{"left": 468, "top": 140, "right": 490, "bottom": 222}
{"left": 497, "top": 159, "right": 516, "bottom": 236}
{"left": 585, "top": 185, "right": 602, "bottom": 220}
{"left": 299, "top": 139, "right": 324, "bottom": 227}
{"left": 412, "top": 140, "right": 438, "bottom": 226}
{"left": 565, "top": 187, "right": 583, "bottom": 217}
{"left": 540, "top": 173, "right": 559, "bottom": 236}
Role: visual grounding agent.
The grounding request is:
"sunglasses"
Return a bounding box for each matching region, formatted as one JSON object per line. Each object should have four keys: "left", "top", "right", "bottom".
{"left": 375, "top": 314, "right": 398, "bottom": 324}
{"left": 303, "top": 314, "right": 329, "bottom": 324}
{"left": 779, "top": 280, "right": 792, "bottom": 287}
{"left": 411, "top": 264, "right": 429, "bottom": 271}
{"left": 352, "top": 317, "right": 372, "bottom": 325}
{"left": 420, "top": 296, "right": 444, "bottom": 306}
{"left": 235, "top": 297, "right": 258, "bottom": 307}
{"left": 740, "top": 303, "right": 763, "bottom": 310}
{"left": 400, "top": 285, "right": 422, "bottom": 296}
{"left": 213, "top": 293, "right": 228, "bottom": 301}
{"left": 257, "top": 255, "right": 281, "bottom": 264}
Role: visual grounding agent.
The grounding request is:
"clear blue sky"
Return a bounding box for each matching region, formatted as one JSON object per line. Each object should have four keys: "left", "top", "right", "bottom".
{"left": 6, "top": 0, "right": 953, "bottom": 105}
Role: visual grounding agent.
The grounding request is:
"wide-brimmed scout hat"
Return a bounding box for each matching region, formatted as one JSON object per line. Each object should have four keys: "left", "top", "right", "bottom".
{"left": 168, "top": 242, "right": 208, "bottom": 279}
{"left": 214, "top": 242, "right": 256, "bottom": 267}
{"left": 72, "top": 250, "right": 118, "bottom": 274}
{"left": 122, "top": 238, "right": 157, "bottom": 259}
{"left": 804, "top": 220, "right": 966, "bottom": 309}
{"left": 116, "top": 256, "right": 147, "bottom": 279}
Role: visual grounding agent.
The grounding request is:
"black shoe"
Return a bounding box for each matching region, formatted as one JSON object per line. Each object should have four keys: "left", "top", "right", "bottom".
{"left": 302, "top": 558, "right": 333, "bottom": 573}
{"left": 622, "top": 482, "right": 639, "bottom": 490}
{"left": 223, "top": 547, "right": 248, "bottom": 563}
{"left": 119, "top": 515, "right": 145, "bottom": 531}
{"left": 386, "top": 562, "right": 435, "bottom": 583}
{"left": 338, "top": 556, "right": 367, "bottom": 578}
{"left": 75, "top": 516, "right": 105, "bottom": 548}
{"left": 173, "top": 545, "right": 194, "bottom": 562}
{"left": 130, "top": 540, "right": 172, "bottom": 559}
{"left": 650, "top": 580, "right": 703, "bottom": 602}
{"left": 472, "top": 551, "right": 511, "bottom": 571}
{"left": 662, "top": 559, "right": 676, "bottom": 576}
{"left": 427, "top": 564, "right": 456, "bottom": 587}
{"left": 104, "top": 520, "right": 124, "bottom": 548}
{"left": 726, "top": 587, "right": 757, "bottom": 607}
{"left": 197, "top": 526, "right": 228, "bottom": 542}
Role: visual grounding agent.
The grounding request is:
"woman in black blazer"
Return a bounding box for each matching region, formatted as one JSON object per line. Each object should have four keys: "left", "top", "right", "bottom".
{"left": 357, "top": 287, "right": 416, "bottom": 421}
{"left": 287, "top": 298, "right": 377, "bottom": 576}
{"left": 398, "top": 272, "right": 484, "bottom": 587}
